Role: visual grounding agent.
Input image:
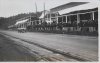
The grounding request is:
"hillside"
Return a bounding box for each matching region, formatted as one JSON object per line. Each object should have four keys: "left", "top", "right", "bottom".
{"left": 0, "top": 12, "right": 42, "bottom": 29}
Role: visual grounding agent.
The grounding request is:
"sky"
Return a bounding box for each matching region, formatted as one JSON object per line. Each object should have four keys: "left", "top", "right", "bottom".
{"left": 0, "top": 0, "right": 99, "bottom": 17}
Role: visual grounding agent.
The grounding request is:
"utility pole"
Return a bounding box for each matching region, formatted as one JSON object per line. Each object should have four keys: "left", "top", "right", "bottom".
{"left": 35, "top": 2, "right": 37, "bottom": 17}
{"left": 44, "top": 2, "right": 45, "bottom": 22}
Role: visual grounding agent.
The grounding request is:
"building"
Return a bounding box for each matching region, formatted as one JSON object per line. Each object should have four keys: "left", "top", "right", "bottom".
{"left": 57, "top": 2, "right": 98, "bottom": 32}
{"left": 39, "top": 2, "right": 98, "bottom": 32}
{"left": 39, "top": 2, "right": 88, "bottom": 24}
{"left": 9, "top": 2, "right": 98, "bottom": 33}
{"left": 13, "top": 16, "right": 39, "bottom": 32}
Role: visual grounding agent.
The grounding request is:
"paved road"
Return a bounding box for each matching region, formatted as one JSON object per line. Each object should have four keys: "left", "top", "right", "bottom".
{"left": 0, "top": 33, "right": 40, "bottom": 61}
{"left": 0, "top": 30, "right": 98, "bottom": 61}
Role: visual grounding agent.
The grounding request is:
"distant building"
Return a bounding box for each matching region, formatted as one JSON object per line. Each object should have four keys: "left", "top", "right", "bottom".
{"left": 39, "top": 10, "right": 59, "bottom": 24}
{"left": 13, "top": 16, "right": 39, "bottom": 31}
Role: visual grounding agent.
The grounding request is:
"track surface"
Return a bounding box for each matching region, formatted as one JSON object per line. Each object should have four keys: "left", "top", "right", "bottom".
{"left": 0, "top": 30, "right": 98, "bottom": 61}
{"left": 0, "top": 34, "right": 40, "bottom": 61}
{"left": 0, "top": 32, "right": 78, "bottom": 61}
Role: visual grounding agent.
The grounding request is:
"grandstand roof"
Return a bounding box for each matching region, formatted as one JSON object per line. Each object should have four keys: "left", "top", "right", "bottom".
{"left": 15, "top": 19, "right": 28, "bottom": 25}
{"left": 58, "top": 2, "right": 98, "bottom": 15}
{"left": 50, "top": 2, "right": 88, "bottom": 12}
{"left": 63, "top": 8, "right": 98, "bottom": 15}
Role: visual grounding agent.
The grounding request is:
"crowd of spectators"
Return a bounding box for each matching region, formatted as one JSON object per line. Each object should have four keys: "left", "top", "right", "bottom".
{"left": 26, "top": 19, "right": 98, "bottom": 32}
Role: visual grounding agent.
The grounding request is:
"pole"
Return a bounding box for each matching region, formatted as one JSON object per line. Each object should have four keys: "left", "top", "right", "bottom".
{"left": 44, "top": 2, "right": 45, "bottom": 22}
{"left": 35, "top": 2, "right": 37, "bottom": 17}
